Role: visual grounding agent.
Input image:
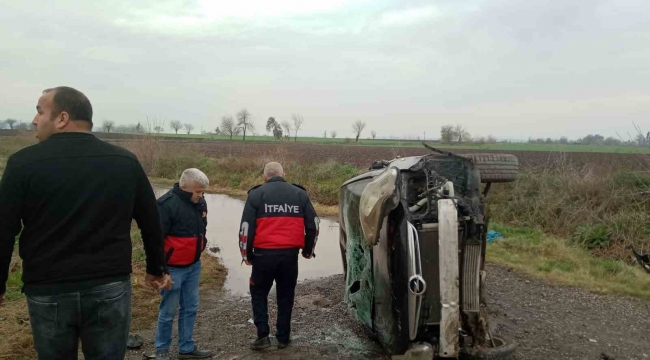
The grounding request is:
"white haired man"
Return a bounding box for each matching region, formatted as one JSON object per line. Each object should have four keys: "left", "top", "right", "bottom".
{"left": 154, "top": 168, "right": 213, "bottom": 359}
{"left": 239, "top": 162, "right": 319, "bottom": 350}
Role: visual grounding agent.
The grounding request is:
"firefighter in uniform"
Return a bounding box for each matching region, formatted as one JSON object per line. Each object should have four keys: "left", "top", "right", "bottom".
{"left": 238, "top": 162, "right": 319, "bottom": 350}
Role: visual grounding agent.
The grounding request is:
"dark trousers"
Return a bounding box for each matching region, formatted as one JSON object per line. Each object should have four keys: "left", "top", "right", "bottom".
{"left": 250, "top": 250, "right": 299, "bottom": 343}
{"left": 26, "top": 279, "right": 132, "bottom": 360}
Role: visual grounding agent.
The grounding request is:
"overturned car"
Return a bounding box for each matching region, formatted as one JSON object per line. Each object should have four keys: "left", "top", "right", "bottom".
{"left": 339, "top": 144, "right": 519, "bottom": 359}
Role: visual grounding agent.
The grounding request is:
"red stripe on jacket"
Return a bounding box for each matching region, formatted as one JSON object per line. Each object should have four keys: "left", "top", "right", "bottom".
{"left": 254, "top": 217, "right": 304, "bottom": 249}
{"left": 164, "top": 235, "right": 204, "bottom": 266}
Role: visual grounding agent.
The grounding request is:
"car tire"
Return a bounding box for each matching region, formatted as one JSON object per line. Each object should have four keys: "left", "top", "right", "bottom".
{"left": 460, "top": 335, "right": 518, "bottom": 360}
{"left": 462, "top": 154, "right": 519, "bottom": 183}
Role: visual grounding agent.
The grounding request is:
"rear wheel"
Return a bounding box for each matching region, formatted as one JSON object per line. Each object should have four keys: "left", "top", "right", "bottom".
{"left": 462, "top": 154, "right": 519, "bottom": 183}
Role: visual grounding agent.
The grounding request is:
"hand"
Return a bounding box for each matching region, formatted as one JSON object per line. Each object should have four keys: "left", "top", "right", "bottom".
{"left": 302, "top": 253, "right": 313, "bottom": 259}
{"left": 244, "top": 259, "right": 252, "bottom": 266}
{"left": 0, "top": 293, "right": 4, "bottom": 305}
{"left": 145, "top": 274, "right": 173, "bottom": 290}
{"left": 159, "top": 274, "right": 173, "bottom": 290}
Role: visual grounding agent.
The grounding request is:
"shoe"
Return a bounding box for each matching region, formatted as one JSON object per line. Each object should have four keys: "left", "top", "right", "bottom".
{"left": 250, "top": 337, "right": 272, "bottom": 351}
{"left": 277, "top": 339, "right": 291, "bottom": 349}
{"left": 179, "top": 346, "right": 214, "bottom": 359}
{"left": 155, "top": 349, "right": 170, "bottom": 360}
{"left": 126, "top": 334, "right": 143, "bottom": 349}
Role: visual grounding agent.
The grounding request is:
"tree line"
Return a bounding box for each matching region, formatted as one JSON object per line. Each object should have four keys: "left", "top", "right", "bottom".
{"left": 438, "top": 123, "right": 649, "bottom": 147}
{"left": 0, "top": 119, "right": 31, "bottom": 130}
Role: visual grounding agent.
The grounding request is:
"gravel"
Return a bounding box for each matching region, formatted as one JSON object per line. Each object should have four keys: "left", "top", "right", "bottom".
{"left": 485, "top": 265, "right": 650, "bottom": 360}
{"left": 126, "top": 265, "right": 650, "bottom": 360}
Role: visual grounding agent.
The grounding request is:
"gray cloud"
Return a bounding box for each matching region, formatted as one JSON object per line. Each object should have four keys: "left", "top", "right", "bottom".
{"left": 1, "top": 0, "right": 648, "bottom": 140}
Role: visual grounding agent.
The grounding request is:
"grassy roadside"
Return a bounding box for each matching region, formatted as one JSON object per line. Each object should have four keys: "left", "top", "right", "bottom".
{"left": 486, "top": 224, "right": 650, "bottom": 299}
{"left": 0, "top": 226, "right": 226, "bottom": 359}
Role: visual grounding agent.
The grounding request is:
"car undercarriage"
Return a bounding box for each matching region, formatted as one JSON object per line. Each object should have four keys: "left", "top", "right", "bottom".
{"left": 339, "top": 144, "right": 519, "bottom": 359}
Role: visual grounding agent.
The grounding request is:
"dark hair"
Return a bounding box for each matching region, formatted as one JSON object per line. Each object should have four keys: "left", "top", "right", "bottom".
{"left": 43, "top": 86, "right": 93, "bottom": 123}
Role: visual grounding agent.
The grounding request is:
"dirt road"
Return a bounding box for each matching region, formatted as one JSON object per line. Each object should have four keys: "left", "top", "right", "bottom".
{"left": 486, "top": 266, "right": 650, "bottom": 360}
{"left": 126, "top": 265, "right": 650, "bottom": 360}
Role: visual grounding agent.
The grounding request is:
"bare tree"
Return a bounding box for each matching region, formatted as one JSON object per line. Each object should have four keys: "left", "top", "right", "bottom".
{"left": 14, "top": 121, "right": 31, "bottom": 130}
{"left": 331, "top": 130, "right": 337, "bottom": 139}
{"left": 371, "top": 130, "right": 377, "bottom": 139}
{"left": 281, "top": 121, "right": 292, "bottom": 141}
{"left": 144, "top": 115, "right": 166, "bottom": 135}
{"left": 440, "top": 125, "right": 455, "bottom": 143}
{"left": 453, "top": 124, "right": 471, "bottom": 143}
{"left": 221, "top": 116, "right": 236, "bottom": 140}
{"left": 291, "top": 113, "right": 304, "bottom": 142}
{"left": 236, "top": 108, "right": 254, "bottom": 141}
{"left": 102, "top": 120, "right": 115, "bottom": 133}
{"left": 184, "top": 123, "right": 195, "bottom": 134}
{"left": 169, "top": 120, "right": 183, "bottom": 134}
{"left": 5, "top": 119, "right": 17, "bottom": 130}
{"left": 352, "top": 120, "right": 366, "bottom": 143}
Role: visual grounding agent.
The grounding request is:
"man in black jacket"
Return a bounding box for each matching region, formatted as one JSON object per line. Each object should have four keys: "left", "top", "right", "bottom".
{"left": 154, "top": 168, "right": 213, "bottom": 360}
{"left": 239, "top": 162, "right": 319, "bottom": 350}
{"left": 0, "top": 87, "right": 171, "bottom": 359}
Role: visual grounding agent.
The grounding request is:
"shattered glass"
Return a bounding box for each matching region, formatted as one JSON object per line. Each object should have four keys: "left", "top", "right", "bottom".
{"left": 341, "top": 179, "right": 375, "bottom": 328}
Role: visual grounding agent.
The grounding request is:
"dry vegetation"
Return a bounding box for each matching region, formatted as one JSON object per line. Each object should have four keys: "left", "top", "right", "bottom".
{"left": 118, "top": 135, "right": 650, "bottom": 261}
{"left": 489, "top": 159, "right": 650, "bottom": 260}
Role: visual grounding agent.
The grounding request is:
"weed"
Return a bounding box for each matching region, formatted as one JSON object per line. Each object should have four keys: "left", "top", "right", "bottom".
{"left": 538, "top": 260, "right": 575, "bottom": 273}
{"left": 487, "top": 223, "right": 650, "bottom": 299}
{"left": 572, "top": 224, "right": 612, "bottom": 249}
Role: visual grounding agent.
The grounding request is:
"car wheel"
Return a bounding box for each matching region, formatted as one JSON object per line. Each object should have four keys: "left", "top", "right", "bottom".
{"left": 460, "top": 335, "right": 518, "bottom": 360}
{"left": 462, "top": 154, "right": 519, "bottom": 183}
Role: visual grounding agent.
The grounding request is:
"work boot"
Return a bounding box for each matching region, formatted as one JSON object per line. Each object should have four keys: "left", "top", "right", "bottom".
{"left": 277, "top": 339, "right": 291, "bottom": 349}
{"left": 178, "top": 346, "right": 213, "bottom": 359}
{"left": 155, "top": 349, "right": 170, "bottom": 360}
{"left": 250, "top": 337, "right": 272, "bottom": 351}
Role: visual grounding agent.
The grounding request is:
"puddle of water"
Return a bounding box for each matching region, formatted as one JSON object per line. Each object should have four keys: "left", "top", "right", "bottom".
{"left": 154, "top": 187, "right": 343, "bottom": 295}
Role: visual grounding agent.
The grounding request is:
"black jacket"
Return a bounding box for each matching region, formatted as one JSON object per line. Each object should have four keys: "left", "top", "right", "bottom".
{"left": 157, "top": 183, "right": 208, "bottom": 267}
{"left": 0, "top": 132, "right": 167, "bottom": 296}
{"left": 238, "top": 177, "right": 319, "bottom": 262}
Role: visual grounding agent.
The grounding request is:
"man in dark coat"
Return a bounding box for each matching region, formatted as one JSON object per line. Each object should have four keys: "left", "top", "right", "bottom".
{"left": 238, "top": 162, "right": 319, "bottom": 350}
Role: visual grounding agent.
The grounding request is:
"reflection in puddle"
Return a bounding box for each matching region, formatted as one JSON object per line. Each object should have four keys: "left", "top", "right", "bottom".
{"left": 154, "top": 187, "right": 343, "bottom": 295}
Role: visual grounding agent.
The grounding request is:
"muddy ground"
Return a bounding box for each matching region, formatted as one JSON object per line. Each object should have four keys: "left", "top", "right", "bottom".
{"left": 126, "top": 265, "right": 650, "bottom": 360}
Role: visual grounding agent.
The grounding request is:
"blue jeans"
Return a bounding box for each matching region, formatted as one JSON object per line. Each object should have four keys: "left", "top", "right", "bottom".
{"left": 155, "top": 260, "right": 201, "bottom": 353}
{"left": 26, "top": 279, "right": 132, "bottom": 360}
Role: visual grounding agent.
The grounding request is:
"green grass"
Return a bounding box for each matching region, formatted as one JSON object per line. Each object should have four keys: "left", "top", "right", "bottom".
{"left": 105, "top": 132, "right": 650, "bottom": 154}
{"left": 487, "top": 224, "right": 650, "bottom": 299}
{"left": 4, "top": 237, "right": 23, "bottom": 301}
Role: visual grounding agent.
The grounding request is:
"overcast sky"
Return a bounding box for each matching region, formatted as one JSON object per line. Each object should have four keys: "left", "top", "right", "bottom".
{"left": 1, "top": 0, "right": 648, "bottom": 140}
